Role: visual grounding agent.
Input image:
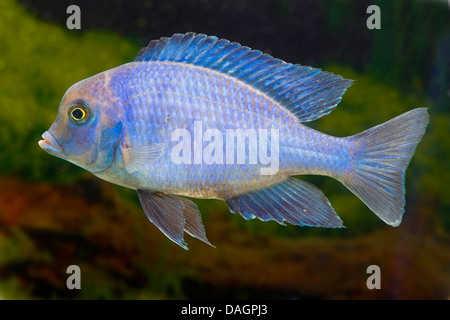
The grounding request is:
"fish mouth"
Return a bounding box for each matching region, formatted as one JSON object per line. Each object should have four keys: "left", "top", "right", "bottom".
{"left": 38, "top": 131, "right": 63, "bottom": 154}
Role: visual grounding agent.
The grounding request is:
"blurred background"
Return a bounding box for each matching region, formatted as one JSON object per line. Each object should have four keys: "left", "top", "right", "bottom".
{"left": 0, "top": 0, "right": 448, "bottom": 299}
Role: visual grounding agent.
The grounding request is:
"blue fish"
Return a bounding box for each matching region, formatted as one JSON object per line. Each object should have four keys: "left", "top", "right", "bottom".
{"left": 39, "top": 33, "right": 429, "bottom": 249}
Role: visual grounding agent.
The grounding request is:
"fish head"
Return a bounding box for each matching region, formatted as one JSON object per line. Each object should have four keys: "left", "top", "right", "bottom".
{"left": 39, "top": 73, "right": 123, "bottom": 173}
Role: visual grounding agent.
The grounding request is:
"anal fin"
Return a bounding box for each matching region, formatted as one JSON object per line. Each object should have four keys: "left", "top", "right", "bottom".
{"left": 137, "top": 190, "right": 213, "bottom": 249}
{"left": 226, "top": 178, "right": 343, "bottom": 228}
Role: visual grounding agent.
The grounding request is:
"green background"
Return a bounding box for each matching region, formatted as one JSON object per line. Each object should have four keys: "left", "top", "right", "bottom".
{"left": 0, "top": 0, "right": 448, "bottom": 299}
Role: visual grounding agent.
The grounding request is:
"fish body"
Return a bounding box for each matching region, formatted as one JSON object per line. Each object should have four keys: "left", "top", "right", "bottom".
{"left": 94, "top": 61, "right": 349, "bottom": 197}
{"left": 39, "top": 33, "right": 429, "bottom": 249}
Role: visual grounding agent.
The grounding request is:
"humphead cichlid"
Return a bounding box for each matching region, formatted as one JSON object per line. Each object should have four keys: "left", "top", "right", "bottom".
{"left": 39, "top": 33, "right": 429, "bottom": 249}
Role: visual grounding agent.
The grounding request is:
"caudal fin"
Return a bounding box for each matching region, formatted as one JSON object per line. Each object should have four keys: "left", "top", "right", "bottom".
{"left": 342, "top": 108, "right": 429, "bottom": 226}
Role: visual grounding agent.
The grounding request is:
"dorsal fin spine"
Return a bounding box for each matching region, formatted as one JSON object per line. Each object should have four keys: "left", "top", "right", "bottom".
{"left": 231, "top": 50, "right": 263, "bottom": 75}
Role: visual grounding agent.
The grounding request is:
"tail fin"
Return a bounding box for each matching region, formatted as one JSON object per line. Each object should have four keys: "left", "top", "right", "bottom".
{"left": 342, "top": 108, "right": 429, "bottom": 226}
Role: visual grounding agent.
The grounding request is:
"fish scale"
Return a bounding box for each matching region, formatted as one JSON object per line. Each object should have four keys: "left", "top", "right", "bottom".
{"left": 39, "top": 33, "right": 428, "bottom": 249}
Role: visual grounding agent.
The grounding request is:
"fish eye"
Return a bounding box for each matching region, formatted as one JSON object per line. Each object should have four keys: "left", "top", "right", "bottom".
{"left": 68, "top": 99, "right": 90, "bottom": 124}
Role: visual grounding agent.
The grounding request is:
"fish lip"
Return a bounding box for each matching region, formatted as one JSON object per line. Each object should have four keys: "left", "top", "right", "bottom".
{"left": 38, "top": 131, "right": 63, "bottom": 154}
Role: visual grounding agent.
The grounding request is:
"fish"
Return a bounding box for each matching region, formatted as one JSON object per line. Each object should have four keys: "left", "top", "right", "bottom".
{"left": 38, "top": 33, "right": 429, "bottom": 249}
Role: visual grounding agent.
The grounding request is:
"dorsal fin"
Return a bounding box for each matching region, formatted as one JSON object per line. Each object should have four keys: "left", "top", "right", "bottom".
{"left": 135, "top": 33, "right": 353, "bottom": 122}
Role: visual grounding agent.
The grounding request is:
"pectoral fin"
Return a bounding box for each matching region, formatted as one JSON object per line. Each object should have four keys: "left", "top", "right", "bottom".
{"left": 122, "top": 143, "right": 166, "bottom": 173}
{"left": 137, "top": 190, "right": 213, "bottom": 249}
